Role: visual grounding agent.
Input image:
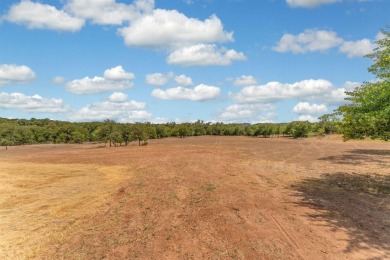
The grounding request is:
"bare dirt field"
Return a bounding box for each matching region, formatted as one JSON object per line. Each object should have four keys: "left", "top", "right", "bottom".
{"left": 0, "top": 135, "right": 389, "bottom": 259}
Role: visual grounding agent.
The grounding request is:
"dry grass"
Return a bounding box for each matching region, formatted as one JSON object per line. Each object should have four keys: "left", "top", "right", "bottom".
{"left": 0, "top": 162, "right": 132, "bottom": 259}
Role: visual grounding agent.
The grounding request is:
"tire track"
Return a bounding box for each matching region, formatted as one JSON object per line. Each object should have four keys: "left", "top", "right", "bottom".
{"left": 268, "top": 213, "right": 307, "bottom": 260}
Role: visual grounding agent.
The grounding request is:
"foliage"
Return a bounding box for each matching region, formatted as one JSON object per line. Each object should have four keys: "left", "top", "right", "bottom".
{"left": 317, "top": 114, "right": 341, "bottom": 135}
{"left": 366, "top": 28, "right": 390, "bottom": 81}
{"left": 337, "top": 27, "right": 390, "bottom": 141}
{"left": 286, "top": 121, "right": 311, "bottom": 138}
{"left": 337, "top": 81, "right": 390, "bottom": 140}
{"left": 0, "top": 117, "right": 334, "bottom": 149}
{"left": 131, "top": 123, "right": 149, "bottom": 146}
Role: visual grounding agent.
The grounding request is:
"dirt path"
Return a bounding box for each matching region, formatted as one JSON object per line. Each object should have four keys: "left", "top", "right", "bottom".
{"left": 0, "top": 136, "right": 389, "bottom": 259}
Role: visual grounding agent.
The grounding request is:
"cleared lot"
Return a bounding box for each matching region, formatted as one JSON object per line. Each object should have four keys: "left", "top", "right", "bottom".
{"left": 0, "top": 136, "right": 389, "bottom": 259}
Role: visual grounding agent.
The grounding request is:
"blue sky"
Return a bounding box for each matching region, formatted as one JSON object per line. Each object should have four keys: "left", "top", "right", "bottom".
{"left": 0, "top": 0, "right": 389, "bottom": 123}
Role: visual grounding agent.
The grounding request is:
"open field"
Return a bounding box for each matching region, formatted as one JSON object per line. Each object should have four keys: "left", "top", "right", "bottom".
{"left": 0, "top": 136, "right": 389, "bottom": 259}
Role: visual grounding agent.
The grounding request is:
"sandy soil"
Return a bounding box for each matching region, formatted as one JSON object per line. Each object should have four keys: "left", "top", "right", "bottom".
{"left": 0, "top": 136, "right": 389, "bottom": 259}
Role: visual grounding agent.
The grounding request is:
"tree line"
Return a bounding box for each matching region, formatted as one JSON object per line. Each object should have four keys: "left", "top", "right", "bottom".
{"left": 0, "top": 117, "right": 341, "bottom": 149}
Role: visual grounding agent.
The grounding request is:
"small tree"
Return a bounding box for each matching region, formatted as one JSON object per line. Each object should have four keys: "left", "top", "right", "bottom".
{"left": 0, "top": 138, "right": 12, "bottom": 150}
{"left": 132, "top": 124, "right": 148, "bottom": 146}
{"left": 318, "top": 114, "right": 340, "bottom": 134}
{"left": 287, "top": 121, "right": 310, "bottom": 138}
{"left": 100, "top": 120, "right": 117, "bottom": 146}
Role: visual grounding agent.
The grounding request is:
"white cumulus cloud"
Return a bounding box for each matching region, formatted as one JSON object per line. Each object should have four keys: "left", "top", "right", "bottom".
{"left": 66, "top": 66, "right": 135, "bottom": 94}
{"left": 118, "top": 9, "right": 233, "bottom": 49}
{"left": 151, "top": 84, "right": 220, "bottom": 101}
{"left": 117, "top": 8, "right": 244, "bottom": 66}
{"left": 174, "top": 74, "right": 193, "bottom": 86}
{"left": 65, "top": 0, "right": 154, "bottom": 25}
{"left": 232, "top": 75, "right": 258, "bottom": 87}
{"left": 167, "top": 44, "right": 246, "bottom": 66}
{"left": 66, "top": 77, "right": 134, "bottom": 94}
{"left": 286, "top": 0, "right": 340, "bottom": 8}
{"left": 0, "top": 92, "right": 68, "bottom": 113}
{"left": 273, "top": 28, "right": 378, "bottom": 58}
{"left": 145, "top": 72, "right": 173, "bottom": 86}
{"left": 104, "top": 65, "right": 135, "bottom": 80}
{"left": 0, "top": 64, "right": 36, "bottom": 86}
{"left": 343, "top": 81, "right": 361, "bottom": 91}
{"left": 320, "top": 87, "right": 348, "bottom": 105}
{"left": 5, "top": 0, "right": 84, "bottom": 32}
{"left": 339, "top": 38, "right": 376, "bottom": 58}
{"left": 297, "top": 115, "right": 320, "bottom": 122}
{"left": 108, "top": 92, "right": 128, "bottom": 102}
{"left": 232, "top": 79, "right": 333, "bottom": 103}
{"left": 317, "top": 81, "right": 362, "bottom": 105}
{"left": 216, "top": 103, "right": 276, "bottom": 123}
{"left": 273, "top": 29, "right": 343, "bottom": 54}
{"left": 292, "top": 102, "right": 327, "bottom": 115}
{"left": 71, "top": 93, "right": 151, "bottom": 122}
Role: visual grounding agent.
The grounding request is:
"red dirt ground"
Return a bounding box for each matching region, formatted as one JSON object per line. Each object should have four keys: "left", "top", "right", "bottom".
{"left": 0, "top": 135, "right": 389, "bottom": 259}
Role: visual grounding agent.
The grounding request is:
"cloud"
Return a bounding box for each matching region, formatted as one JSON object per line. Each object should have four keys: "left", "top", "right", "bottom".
{"left": 52, "top": 76, "right": 65, "bottom": 85}
{"left": 286, "top": 0, "right": 340, "bottom": 8}
{"left": 104, "top": 65, "right": 135, "bottom": 80}
{"left": 0, "top": 64, "right": 36, "bottom": 86}
{"left": 66, "top": 77, "right": 134, "bottom": 94}
{"left": 5, "top": 0, "right": 84, "bottom": 32}
{"left": 232, "top": 79, "right": 333, "bottom": 103}
{"left": 146, "top": 72, "right": 192, "bottom": 86}
{"left": 71, "top": 93, "right": 151, "bottom": 122}
{"left": 273, "top": 29, "right": 377, "bottom": 58}
{"left": 339, "top": 38, "right": 376, "bottom": 58}
{"left": 343, "top": 81, "right": 361, "bottom": 91}
{"left": 297, "top": 115, "right": 320, "bottom": 122}
{"left": 273, "top": 29, "right": 342, "bottom": 54}
{"left": 0, "top": 92, "right": 68, "bottom": 113}
{"left": 232, "top": 75, "right": 258, "bottom": 87}
{"left": 216, "top": 103, "right": 276, "bottom": 123}
{"left": 108, "top": 92, "right": 128, "bottom": 102}
{"left": 117, "top": 8, "right": 244, "bottom": 66}
{"left": 145, "top": 72, "right": 172, "bottom": 86}
{"left": 118, "top": 9, "right": 233, "bottom": 49}
{"left": 292, "top": 102, "right": 327, "bottom": 115}
{"left": 66, "top": 66, "right": 135, "bottom": 94}
{"left": 151, "top": 84, "right": 220, "bottom": 101}
{"left": 320, "top": 87, "right": 348, "bottom": 105}
{"left": 316, "top": 81, "right": 363, "bottom": 105}
{"left": 174, "top": 74, "right": 193, "bottom": 86}
{"left": 65, "top": 0, "right": 154, "bottom": 25}
{"left": 167, "top": 44, "right": 246, "bottom": 66}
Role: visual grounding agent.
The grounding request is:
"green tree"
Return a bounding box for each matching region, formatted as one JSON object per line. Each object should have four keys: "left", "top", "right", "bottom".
{"left": 337, "top": 27, "right": 390, "bottom": 140}
{"left": 287, "top": 121, "right": 310, "bottom": 138}
{"left": 0, "top": 138, "right": 12, "bottom": 150}
{"left": 317, "top": 114, "right": 340, "bottom": 135}
{"left": 132, "top": 123, "right": 149, "bottom": 146}
{"left": 98, "top": 120, "right": 116, "bottom": 146}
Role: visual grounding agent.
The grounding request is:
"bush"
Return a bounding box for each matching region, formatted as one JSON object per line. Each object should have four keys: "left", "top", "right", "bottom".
{"left": 287, "top": 121, "right": 310, "bottom": 138}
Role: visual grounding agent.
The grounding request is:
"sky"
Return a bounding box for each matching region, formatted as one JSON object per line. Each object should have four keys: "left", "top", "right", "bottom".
{"left": 0, "top": 0, "right": 389, "bottom": 124}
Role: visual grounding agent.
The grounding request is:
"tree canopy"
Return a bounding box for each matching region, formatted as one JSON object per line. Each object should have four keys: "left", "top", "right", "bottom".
{"left": 337, "top": 27, "right": 390, "bottom": 141}
{"left": 0, "top": 117, "right": 335, "bottom": 149}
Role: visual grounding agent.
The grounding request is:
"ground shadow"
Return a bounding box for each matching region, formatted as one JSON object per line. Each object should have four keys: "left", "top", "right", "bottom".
{"left": 292, "top": 172, "right": 390, "bottom": 257}
{"left": 319, "top": 149, "right": 390, "bottom": 165}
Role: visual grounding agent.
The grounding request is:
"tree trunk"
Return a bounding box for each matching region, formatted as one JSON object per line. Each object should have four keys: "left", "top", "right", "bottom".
{"left": 138, "top": 138, "right": 141, "bottom": 146}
